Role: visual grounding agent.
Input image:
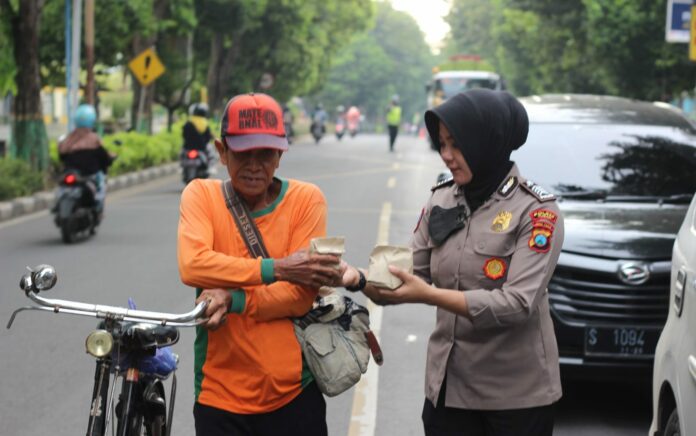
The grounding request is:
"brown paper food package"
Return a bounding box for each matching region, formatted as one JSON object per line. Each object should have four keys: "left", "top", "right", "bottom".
{"left": 310, "top": 237, "right": 345, "bottom": 271}
{"left": 367, "top": 245, "right": 413, "bottom": 290}
{"left": 309, "top": 237, "right": 346, "bottom": 256}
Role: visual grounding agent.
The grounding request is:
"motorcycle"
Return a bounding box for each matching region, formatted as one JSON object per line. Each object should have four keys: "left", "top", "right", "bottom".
{"left": 335, "top": 120, "right": 346, "bottom": 140}
{"left": 180, "top": 149, "right": 209, "bottom": 184}
{"left": 347, "top": 119, "right": 359, "bottom": 138}
{"left": 53, "top": 170, "right": 102, "bottom": 243}
{"left": 311, "top": 121, "right": 325, "bottom": 144}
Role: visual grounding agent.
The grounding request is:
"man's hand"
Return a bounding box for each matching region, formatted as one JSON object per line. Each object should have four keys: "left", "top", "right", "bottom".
{"left": 274, "top": 248, "right": 343, "bottom": 289}
{"left": 195, "top": 288, "right": 231, "bottom": 330}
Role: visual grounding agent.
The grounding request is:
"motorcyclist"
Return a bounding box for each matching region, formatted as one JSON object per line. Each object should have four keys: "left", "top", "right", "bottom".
{"left": 282, "top": 104, "right": 295, "bottom": 144}
{"left": 183, "top": 103, "right": 213, "bottom": 153}
{"left": 58, "top": 103, "right": 114, "bottom": 216}
{"left": 311, "top": 103, "right": 328, "bottom": 133}
{"left": 182, "top": 102, "right": 215, "bottom": 173}
{"left": 346, "top": 106, "right": 361, "bottom": 136}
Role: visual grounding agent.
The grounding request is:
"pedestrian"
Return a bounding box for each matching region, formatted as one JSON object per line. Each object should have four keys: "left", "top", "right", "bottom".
{"left": 177, "top": 92, "right": 345, "bottom": 436}
{"left": 342, "top": 89, "right": 563, "bottom": 436}
{"left": 386, "top": 94, "right": 402, "bottom": 152}
{"left": 58, "top": 103, "right": 115, "bottom": 218}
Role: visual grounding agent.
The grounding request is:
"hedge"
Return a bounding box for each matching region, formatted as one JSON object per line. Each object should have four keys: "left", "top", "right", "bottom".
{"left": 1, "top": 122, "right": 186, "bottom": 201}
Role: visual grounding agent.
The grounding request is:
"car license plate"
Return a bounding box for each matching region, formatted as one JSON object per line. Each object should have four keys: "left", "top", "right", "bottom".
{"left": 584, "top": 326, "right": 660, "bottom": 359}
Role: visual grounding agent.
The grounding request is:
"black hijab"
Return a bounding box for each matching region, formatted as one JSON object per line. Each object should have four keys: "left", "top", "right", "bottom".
{"left": 424, "top": 89, "right": 529, "bottom": 212}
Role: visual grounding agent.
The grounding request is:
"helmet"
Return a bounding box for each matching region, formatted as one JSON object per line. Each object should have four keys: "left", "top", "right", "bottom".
{"left": 191, "top": 103, "right": 209, "bottom": 117}
{"left": 391, "top": 94, "right": 400, "bottom": 104}
{"left": 74, "top": 104, "right": 97, "bottom": 129}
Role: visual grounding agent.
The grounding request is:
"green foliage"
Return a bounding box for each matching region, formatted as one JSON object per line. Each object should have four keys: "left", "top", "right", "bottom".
{"left": 103, "top": 126, "right": 182, "bottom": 176}
{"left": 447, "top": 0, "right": 696, "bottom": 100}
{"left": 315, "top": 2, "right": 434, "bottom": 120}
{"left": 0, "top": 158, "right": 44, "bottom": 201}
{"left": 0, "top": 12, "right": 16, "bottom": 96}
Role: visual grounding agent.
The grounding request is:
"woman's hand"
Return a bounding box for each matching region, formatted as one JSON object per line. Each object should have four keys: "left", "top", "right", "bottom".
{"left": 340, "top": 261, "right": 361, "bottom": 288}
{"left": 365, "top": 266, "right": 436, "bottom": 305}
{"left": 275, "top": 248, "right": 343, "bottom": 289}
{"left": 195, "top": 288, "right": 231, "bottom": 331}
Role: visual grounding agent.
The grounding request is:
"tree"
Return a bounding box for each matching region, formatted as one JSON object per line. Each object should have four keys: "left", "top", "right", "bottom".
{"left": 194, "top": 0, "right": 373, "bottom": 115}
{"left": 315, "top": 2, "right": 434, "bottom": 121}
{"left": 0, "top": 0, "right": 49, "bottom": 171}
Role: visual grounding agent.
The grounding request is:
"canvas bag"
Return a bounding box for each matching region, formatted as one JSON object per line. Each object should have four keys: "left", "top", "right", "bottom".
{"left": 221, "top": 180, "right": 382, "bottom": 397}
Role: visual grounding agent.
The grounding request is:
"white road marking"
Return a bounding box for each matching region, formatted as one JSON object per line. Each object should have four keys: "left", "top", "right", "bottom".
{"left": 406, "top": 334, "right": 418, "bottom": 343}
{"left": 387, "top": 177, "right": 396, "bottom": 189}
{"left": 348, "top": 202, "right": 390, "bottom": 436}
{"left": 391, "top": 162, "right": 401, "bottom": 170}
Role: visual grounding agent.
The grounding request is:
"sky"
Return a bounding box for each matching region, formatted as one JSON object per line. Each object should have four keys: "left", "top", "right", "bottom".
{"left": 389, "top": 0, "right": 452, "bottom": 53}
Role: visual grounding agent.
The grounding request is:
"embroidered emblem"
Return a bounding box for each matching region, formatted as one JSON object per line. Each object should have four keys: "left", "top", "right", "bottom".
{"left": 522, "top": 180, "right": 555, "bottom": 202}
{"left": 483, "top": 258, "right": 507, "bottom": 280}
{"left": 529, "top": 227, "right": 553, "bottom": 253}
{"left": 530, "top": 209, "right": 558, "bottom": 224}
{"left": 497, "top": 176, "right": 518, "bottom": 197}
{"left": 491, "top": 211, "right": 513, "bottom": 232}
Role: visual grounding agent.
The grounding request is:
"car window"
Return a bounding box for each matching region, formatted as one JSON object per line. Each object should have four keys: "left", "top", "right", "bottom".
{"left": 436, "top": 78, "right": 499, "bottom": 98}
{"left": 512, "top": 123, "right": 696, "bottom": 198}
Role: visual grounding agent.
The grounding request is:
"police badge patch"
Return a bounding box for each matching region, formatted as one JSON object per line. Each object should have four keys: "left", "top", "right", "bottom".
{"left": 483, "top": 258, "right": 507, "bottom": 280}
{"left": 491, "top": 211, "right": 512, "bottom": 232}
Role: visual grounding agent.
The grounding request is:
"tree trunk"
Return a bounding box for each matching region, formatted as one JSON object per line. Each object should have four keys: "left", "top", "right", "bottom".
{"left": 128, "top": 0, "right": 167, "bottom": 133}
{"left": 7, "top": 0, "right": 49, "bottom": 172}
{"left": 206, "top": 30, "right": 243, "bottom": 116}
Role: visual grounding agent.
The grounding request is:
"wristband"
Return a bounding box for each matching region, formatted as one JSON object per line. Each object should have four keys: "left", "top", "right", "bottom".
{"left": 345, "top": 269, "right": 366, "bottom": 292}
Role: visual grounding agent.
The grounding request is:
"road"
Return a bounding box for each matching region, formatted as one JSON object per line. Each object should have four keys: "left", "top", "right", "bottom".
{"left": 0, "top": 133, "right": 650, "bottom": 435}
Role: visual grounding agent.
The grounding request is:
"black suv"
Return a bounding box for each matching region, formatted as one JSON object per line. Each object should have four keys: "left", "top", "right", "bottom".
{"left": 513, "top": 95, "right": 696, "bottom": 381}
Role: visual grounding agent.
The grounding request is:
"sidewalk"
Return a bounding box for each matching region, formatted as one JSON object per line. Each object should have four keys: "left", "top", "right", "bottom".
{"left": 0, "top": 162, "right": 180, "bottom": 222}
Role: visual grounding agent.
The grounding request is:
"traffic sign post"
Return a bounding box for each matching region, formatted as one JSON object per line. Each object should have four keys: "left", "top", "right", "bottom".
{"left": 666, "top": 0, "right": 692, "bottom": 43}
{"left": 128, "top": 48, "right": 166, "bottom": 132}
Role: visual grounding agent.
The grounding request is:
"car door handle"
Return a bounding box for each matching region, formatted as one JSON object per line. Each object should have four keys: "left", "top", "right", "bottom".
{"left": 689, "top": 355, "right": 696, "bottom": 383}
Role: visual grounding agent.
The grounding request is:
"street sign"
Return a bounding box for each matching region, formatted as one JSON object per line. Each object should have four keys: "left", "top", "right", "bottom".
{"left": 128, "top": 48, "right": 166, "bottom": 86}
{"left": 258, "top": 73, "right": 274, "bottom": 90}
{"left": 666, "top": 0, "right": 692, "bottom": 43}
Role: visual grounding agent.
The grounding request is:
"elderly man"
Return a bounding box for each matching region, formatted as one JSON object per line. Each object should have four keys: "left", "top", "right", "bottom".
{"left": 177, "top": 93, "right": 341, "bottom": 436}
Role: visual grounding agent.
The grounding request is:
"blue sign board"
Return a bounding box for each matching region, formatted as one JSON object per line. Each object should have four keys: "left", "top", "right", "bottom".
{"left": 667, "top": 0, "right": 692, "bottom": 43}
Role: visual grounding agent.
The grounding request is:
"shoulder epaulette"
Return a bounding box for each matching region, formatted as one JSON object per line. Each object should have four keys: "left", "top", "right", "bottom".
{"left": 431, "top": 175, "right": 454, "bottom": 192}
{"left": 521, "top": 180, "right": 555, "bottom": 202}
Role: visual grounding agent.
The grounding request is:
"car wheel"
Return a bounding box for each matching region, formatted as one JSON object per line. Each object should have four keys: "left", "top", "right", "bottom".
{"left": 664, "top": 409, "right": 680, "bottom": 436}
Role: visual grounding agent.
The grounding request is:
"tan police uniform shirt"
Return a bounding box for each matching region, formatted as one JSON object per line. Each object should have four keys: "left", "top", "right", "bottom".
{"left": 412, "top": 164, "right": 563, "bottom": 410}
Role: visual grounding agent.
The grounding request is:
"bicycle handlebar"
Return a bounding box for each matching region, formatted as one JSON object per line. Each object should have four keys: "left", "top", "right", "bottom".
{"left": 8, "top": 291, "right": 208, "bottom": 329}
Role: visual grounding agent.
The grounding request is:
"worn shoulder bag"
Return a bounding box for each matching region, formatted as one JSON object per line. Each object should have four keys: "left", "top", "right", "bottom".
{"left": 221, "top": 179, "right": 383, "bottom": 397}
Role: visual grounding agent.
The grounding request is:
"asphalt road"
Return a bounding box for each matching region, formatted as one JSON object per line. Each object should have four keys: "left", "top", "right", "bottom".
{"left": 0, "top": 132, "right": 651, "bottom": 435}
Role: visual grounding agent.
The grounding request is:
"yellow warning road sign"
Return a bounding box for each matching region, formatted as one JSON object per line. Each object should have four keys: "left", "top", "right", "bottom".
{"left": 128, "top": 48, "right": 166, "bottom": 86}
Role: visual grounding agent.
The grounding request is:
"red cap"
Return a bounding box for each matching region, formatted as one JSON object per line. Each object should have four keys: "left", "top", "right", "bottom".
{"left": 220, "top": 93, "right": 288, "bottom": 152}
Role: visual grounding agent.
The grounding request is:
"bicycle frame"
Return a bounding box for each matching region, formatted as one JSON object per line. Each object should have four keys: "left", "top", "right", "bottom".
{"left": 7, "top": 265, "right": 207, "bottom": 436}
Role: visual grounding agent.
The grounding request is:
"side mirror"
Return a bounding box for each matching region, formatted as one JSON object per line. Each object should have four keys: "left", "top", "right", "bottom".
{"left": 32, "top": 265, "right": 57, "bottom": 291}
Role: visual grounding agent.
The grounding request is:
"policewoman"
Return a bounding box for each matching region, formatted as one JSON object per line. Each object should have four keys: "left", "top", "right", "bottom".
{"left": 357, "top": 89, "right": 563, "bottom": 435}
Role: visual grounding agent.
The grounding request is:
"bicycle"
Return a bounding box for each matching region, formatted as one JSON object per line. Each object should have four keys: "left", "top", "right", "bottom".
{"left": 7, "top": 264, "right": 208, "bottom": 436}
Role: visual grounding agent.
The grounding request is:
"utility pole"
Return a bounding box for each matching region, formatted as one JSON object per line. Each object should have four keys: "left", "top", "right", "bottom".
{"left": 67, "top": 0, "right": 82, "bottom": 131}
{"left": 84, "top": 0, "right": 95, "bottom": 106}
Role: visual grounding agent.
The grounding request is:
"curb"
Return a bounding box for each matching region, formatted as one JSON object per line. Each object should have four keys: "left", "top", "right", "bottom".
{"left": 0, "top": 162, "right": 180, "bottom": 223}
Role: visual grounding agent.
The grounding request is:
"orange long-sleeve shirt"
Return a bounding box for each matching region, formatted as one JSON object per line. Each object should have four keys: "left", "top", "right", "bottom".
{"left": 177, "top": 177, "right": 327, "bottom": 414}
